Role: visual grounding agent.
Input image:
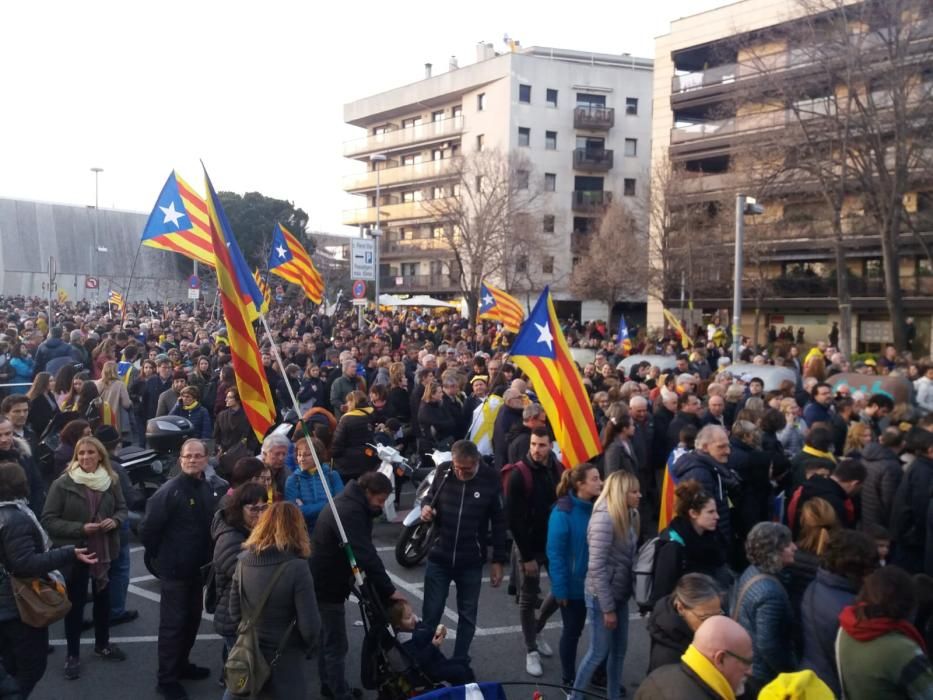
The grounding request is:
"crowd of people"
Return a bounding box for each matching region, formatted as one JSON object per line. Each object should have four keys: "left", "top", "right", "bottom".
{"left": 0, "top": 293, "right": 931, "bottom": 699}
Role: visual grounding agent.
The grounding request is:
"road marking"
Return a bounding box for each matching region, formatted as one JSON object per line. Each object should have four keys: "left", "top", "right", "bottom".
{"left": 127, "top": 584, "right": 214, "bottom": 622}
{"left": 386, "top": 571, "right": 459, "bottom": 624}
{"left": 130, "top": 574, "right": 156, "bottom": 583}
{"left": 49, "top": 634, "right": 222, "bottom": 646}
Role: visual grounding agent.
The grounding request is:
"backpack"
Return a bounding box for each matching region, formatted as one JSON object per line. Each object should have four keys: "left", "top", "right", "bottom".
{"left": 224, "top": 561, "right": 295, "bottom": 698}
{"left": 501, "top": 458, "right": 562, "bottom": 500}
{"left": 632, "top": 529, "right": 684, "bottom": 613}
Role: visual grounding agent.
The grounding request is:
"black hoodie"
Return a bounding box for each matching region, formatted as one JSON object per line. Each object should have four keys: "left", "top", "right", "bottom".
{"left": 646, "top": 594, "right": 694, "bottom": 673}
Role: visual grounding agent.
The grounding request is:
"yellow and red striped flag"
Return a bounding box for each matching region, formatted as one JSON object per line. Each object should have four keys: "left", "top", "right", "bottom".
{"left": 204, "top": 168, "right": 276, "bottom": 442}
{"left": 107, "top": 289, "right": 124, "bottom": 311}
{"left": 478, "top": 281, "right": 525, "bottom": 333}
{"left": 252, "top": 269, "right": 271, "bottom": 315}
{"left": 267, "top": 223, "right": 324, "bottom": 304}
{"left": 510, "top": 287, "right": 600, "bottom": 468}
{"left": 662, "top": 307, "right": 692, "bottom": 351}
{"left": 141, "top": 171, "right": 215, "bottom": 267}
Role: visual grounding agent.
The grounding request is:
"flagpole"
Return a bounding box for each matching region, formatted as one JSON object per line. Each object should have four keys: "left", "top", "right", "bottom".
{"left": 122, "top": 239, "right": 145, "bottom": 323}
{"left": 257, "top": 312, "right": 364, "bottom": 586}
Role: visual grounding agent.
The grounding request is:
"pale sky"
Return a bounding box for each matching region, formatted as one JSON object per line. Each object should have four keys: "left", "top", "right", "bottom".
{"left": 0, "top": 0, "right": 730, "bottom": 237}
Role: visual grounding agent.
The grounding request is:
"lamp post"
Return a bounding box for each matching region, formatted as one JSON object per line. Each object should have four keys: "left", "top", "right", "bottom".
{"left": 90, "top": 167, "right": 103, "bottom": 289}
{"left": 370, "top": 153, "right": 387, "bottom": 314}
{"left": 732, "top": 194, "right": 764, "bottom": 354}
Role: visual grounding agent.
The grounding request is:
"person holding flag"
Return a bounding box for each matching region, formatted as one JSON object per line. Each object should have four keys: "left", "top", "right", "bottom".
{"left": 616, "top": 314, "right": 633, "bottom": 356}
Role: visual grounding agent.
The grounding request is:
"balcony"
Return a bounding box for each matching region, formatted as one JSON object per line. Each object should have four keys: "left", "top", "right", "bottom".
{"left": 342, "top": 197, "right": 456, "bottom": 226}
{"left": 381, "top": 237, "right": 452, "bottom": 257}
{"left": 343, "top": 158, "right": 461, "bottom": 192}
{"left": 344, "top": 116, "right": 464, "bottom": 158}
{"left": 573, "top": 148, "right": 614, "bottom": 171}
{"left": 572, "top": 190, "right": 613, "bottom": 213}
{"left": 571, "top": 231, "right": 591, "bottom": 254}
{"left": 672, "top": 63, "right": 739, "bottom": 94}
{"left": 664, "top": 275, "right": 933, "bottom": 303}
{"left": 380, "top": 274, "right": 460, "bottom": 294}
{"left": 671, "top": 117, "right": 736, "bottom": 144}
{"left": 573, "top": 106, "right": 615, "bottom": 130}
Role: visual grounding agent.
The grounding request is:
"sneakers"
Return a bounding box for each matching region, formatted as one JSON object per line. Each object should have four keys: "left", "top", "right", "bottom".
{"left": 536, "top": 635, "right": 553, "bottom": 657}
{"left": 526, "top": 651, "right": 543, "bottom": 677}
{"left": 64, "top": 656, "right": 80, "bottom": 680}
{"left": 94, "top": 644, "right": 127, "bottom": 661}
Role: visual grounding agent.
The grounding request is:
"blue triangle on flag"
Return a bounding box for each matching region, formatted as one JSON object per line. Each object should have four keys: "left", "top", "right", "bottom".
{"left": 268, "top": 223, "right": 295, "bottom": 270}
{"left": 510, "top": 286, "right": 556, "bottom": 359}
{"left": 142, "top": 172, "right": 192, "bottom": 240}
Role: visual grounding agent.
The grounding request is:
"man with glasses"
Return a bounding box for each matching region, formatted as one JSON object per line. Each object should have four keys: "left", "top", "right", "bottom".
{"left": 139, "top": 439, "right": 224, "bottom": 700}
{"left": 635, "top": 616, "right": 753, "bottom": 699}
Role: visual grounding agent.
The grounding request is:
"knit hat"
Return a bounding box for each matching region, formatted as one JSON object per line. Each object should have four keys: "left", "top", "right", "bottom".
{"left": 757, "top": 671, "right": 833, "bottom": 700}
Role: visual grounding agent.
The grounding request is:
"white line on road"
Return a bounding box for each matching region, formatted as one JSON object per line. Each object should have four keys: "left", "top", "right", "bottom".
{"left": 386, "top": 571, "right": 459, "bottom": 624}
{"left": 130, "top": 575, "right": 156, "bottom": 583}
{"left": 49, "top": 634, "right": 222, "bottom": 646}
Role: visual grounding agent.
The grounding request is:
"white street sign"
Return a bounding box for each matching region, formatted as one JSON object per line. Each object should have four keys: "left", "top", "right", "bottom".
{"left": 350, "top": 238, "right": 376, "bottom": 281}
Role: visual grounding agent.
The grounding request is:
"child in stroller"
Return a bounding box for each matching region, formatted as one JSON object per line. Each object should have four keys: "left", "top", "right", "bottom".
{"left": 388, "top": 600, "right": 475, "bottom": 686}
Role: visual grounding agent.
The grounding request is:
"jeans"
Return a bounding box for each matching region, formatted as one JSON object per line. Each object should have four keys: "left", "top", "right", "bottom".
{"left": 157, "top": 577, "right": 202, "bottom": 685}
{"left": 65, "top": 562, "right": 110, "bottom": 658}
{"left": 421, "top": 560, "right": 483, "bottom": 663}
{"left": 572, "top": 594, "right": 630, "bottom": 700}
{"left": 559, "top": 599, "right": 588, "bottom": 685}
{"left": 514, "top": 546, "right": 559, "bottom": 652}
{"left": 318, "top": 601, "right": 351, "bottom": 700}
{"left": 109, "top": 523, "right": 131, "bottom": 617}
{"left": 0, "top": 618, "right": 49, "bottom": 697}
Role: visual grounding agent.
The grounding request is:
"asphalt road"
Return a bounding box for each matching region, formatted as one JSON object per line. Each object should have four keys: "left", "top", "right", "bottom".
{"left": 35, "top": 500, "right": 652, "bottom": 700}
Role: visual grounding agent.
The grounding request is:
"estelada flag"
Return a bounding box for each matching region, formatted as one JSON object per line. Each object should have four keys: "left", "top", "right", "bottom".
{"left": 141, "top": 171, "right": 215, "bottom": 267}
{"left": 267, "top": 223, "right": 324, "bottom": 304}
{"left": 478, "top": 281, "right": 524, "bottom": 333}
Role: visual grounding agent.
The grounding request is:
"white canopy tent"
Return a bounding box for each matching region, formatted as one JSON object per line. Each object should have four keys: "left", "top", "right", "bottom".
{"left": 378, "top": 293, "right": 458, "bottom": 308}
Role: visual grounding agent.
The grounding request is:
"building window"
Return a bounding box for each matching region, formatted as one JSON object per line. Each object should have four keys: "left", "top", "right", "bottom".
{"left": 477, "top": 93, "right": 486, "bottom": 111}
{"left": 544, "top": 173, "right": 556, "bottom": 192}
{"left": 402, "top": 190, "right": 422, "bottom": 203}
{"left": 432, "top": 149, "right": 443, "bottom": 161}
{"left": 476, "top": 134, "right": 485, "bottom": 151}
{"left": 624, "top": 138, "right": 638, "bottom": 157}
{"left": 518, "top": 127, "right": 530, "bottom": 147}
{"left": 401, "top": 262, "right": 420, "bottom": 276}
{"left": 452, "top": 105, "right": 462, "bottom": 118}
{"left": 432, "top": 110, "right": 445, "bottom": 122}
{"left": 624, "top": 178, "right": 636, "bottom": 196}
{"left": 625, "top": 97, "right": 638, "bottom": 115}
{"left": 545, "top": 131, "right": 557, "bottom": 150}
{"left": 576, "top": 93, "right": 606, "bottom": 108}
{"left": 516, "top": 170, "right": 530, "bottom": 189}
{"left": 543, "top": 215, "right": 555, "bottom": 233}
{"left": 450, "top": 143, "right": 460, "bottom": 156}
{"left": 402, "top": 116, "right": 421, "bottom": 129}
{"left": 546, "top": 88, "right": 558, "bottom": 107}
{"left": 519, "top": 84, "right": 532, "bottom": 103}
{"left": 432, "top": 226, "right": 446, "bottom": 239}
{"left": 542, "top": 256, "right": 555, "bottom": 274}
{"left": 432, "top": 186, "right": 444, "bottom": 199}
{"left": 516, "top": 255, "right": 528, "bottom": 273}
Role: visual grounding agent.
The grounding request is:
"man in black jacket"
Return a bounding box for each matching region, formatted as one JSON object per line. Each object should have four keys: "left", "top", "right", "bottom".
{"left": 892, "top": 430, "right": 933, "bottom": 573}
{"left": 420, "top": 439, "right": 507, "bottom": 663}
{"left": 141, "top": 358, "right": 173, "bottom": 426}
{"left": 0, "top": 418, "right": 44, "bottom": 515}
{"left": 310, "top": 472, "right": 398, "bottom": 700}
{"left": 139, "top": 439, "right": 223, "bottom": 700}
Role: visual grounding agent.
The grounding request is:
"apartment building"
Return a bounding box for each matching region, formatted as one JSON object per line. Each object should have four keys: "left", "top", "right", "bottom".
{"left": 343, "top": 43, "right": 653, "bottom": 321}
{"left": 649, "top": 0, "right": 933, "bottom": 354}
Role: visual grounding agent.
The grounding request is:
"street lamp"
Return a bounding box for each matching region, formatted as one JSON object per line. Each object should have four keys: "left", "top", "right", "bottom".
{"left": 370, "top": 153, "right": 387, "bottom": 312}
{"left": 732, "top": 194, "right": 765, "bottom": 354}
{"left": 90, "top": 167, "right": 103, "bottom": 209}
{"left": 90, "top": 167, "right": 104, "bottom": 286}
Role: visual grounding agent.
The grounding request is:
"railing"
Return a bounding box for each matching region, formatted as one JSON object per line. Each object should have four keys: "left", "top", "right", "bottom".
{"left": 672, "top": 62, "right": 740, "bottom": 93}
{"left": 382, "top": 238, "right": 452, "bottom": 254}
{"left": 572, "top": 190, "right": 613, "bottom": 212}
{"left": 343, "top": 158, "right": 461, "bottom": 191}
{"left": 343, "top": 116, "right": 465, "bottom": 157}
{"left": 572, "top": 148, "right": 614, "bottom": 171}
{"left": 380, "top": 274, "right": 460, "bottom": 292}
{"left": 342, "top": 197, "right": 455, "bottom": 226}
{"left": 573, "top": 106, "right": 615, "bottom": 130}
{"left": 671, "top": 117, "right": 736, "bottom": 144}
{"left": 664, "top": 275, "right": 933, "bottom": 301}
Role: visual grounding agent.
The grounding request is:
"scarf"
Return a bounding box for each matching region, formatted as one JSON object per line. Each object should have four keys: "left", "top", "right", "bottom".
{"left": 838, "top": 604, "right": 928, "bottom": 654}
{"left": 68, "top": 463, "right": 113, "bottom": 492}
{"left": 82, "top": 488, "right": 112, "bottom": 590}
{"left": 0, "top": 500, "right": 65, "bottom": 587}
{"left": 802, "top": 445, "right": 837, "bottom": 464}
{"left": 182, "top": 401, "right": 200, "bottom": 412}
{"left": 681, "top": 644, "right": 735, "bottom": 700}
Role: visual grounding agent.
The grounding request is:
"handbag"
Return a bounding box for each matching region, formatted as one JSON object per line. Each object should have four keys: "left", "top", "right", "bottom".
{"left": 10, "top": 574, "right": 72, "bottom": 628}
{"left": 224, "top": 561, "right": 295, "bottom": 698}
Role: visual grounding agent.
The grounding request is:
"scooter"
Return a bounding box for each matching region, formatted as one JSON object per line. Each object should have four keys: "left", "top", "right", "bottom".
{"left": 395, "top": 450, "right": 451, "bottom": 568}
{"left": 370, "top": 443, "right": 412, "bottom": 523}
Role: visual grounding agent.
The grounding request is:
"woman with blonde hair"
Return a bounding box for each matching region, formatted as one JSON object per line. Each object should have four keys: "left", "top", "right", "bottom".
{"left": 94, "top": 360, "right": 131, "bottom": 434}
{"left": 571, "top": 470, "right": 641, "bottom": 700}
{"left": 843, "top": 422, "right": 873, "bottom": 457}
{"left": 42, "top": 436, "right": 128, "bottom": 679}
{"left": 787, "top": 497, "right": 839, "bottom": 616}
{"left": 227, "top": 502, "right": 320, "bottom": 699}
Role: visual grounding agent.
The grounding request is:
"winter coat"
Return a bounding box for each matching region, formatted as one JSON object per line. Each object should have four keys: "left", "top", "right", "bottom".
{"left": 859, "top": 442, "right": 903, "bottom": 532}
{"left": 604, "top": 438, "right": 638, "bottom": 476}
{"left": 330, "top": 407, "right": 379, "bottom": 481}
{"left": 727, "top": 438, "right": 773, "bottom": 542}
{"left": 634, "top": 660, "right": 724, "bottom": 700}
{"left": 210, "top": 508, "right": 248, "bottom": 638}
{"left": 0, "top": 503, "right": 75, "bottom": 622}
{"left": 672, "top": 450, "right": 738, "bottom": 544}
{"left": 34, "top": 337, "right": 75, "bottom": 373}
{"left": 837, "top": 623, "right": 933, "bottom": 700}
{"left": 385, "top": 386, "right": 411, "bottom": 423}
{"left": 95, "top": 379, "right": 132, "bottom": 433}
{"left": 585, "top": 500, "right": 638, "bottom": 613}
{"left": 213, "top": 407, "right": 259, "bottom": 454}
{"left": 41, "top": 470, "right": 127, "bottom": 553}
{"left": 329, "top": 374, "right": 362, "bottom": 418}
{"left": 792, "top": 475, "right": 855, "bottom": 538}
{"left": 646, "top": 594, "right": 694, "bottom": 673}
{"left": 141, "top": 375, "right": 172, "bottom": 421}
{"left": 786, "top": 548, "right": 820, "bottom": 620}
{"left": 9, "top": 356, "right": 33, "bottom": 384}
{"left": 891, "top": 454, "right": 933, "bottom": 571}
{"left": 729, "top": 564, "right": 796, "bottom": 683}
{"left": 803, "top": 400, "right": 832, "bottom": 428}
{"left": 800, "top": 568, "right": 857, "bottom": 696}
{"left": 424, "top": 461, "right": 508, "bottom": 570}
{"left": 418, "top": 401, "right": 457, "bottom": 451}
{"left": 155, "top": 388, "right": 179, "bottom": 418}
{"left": 505, "top": 454, "right": 561, "bottom": 562}
{"left": 169, "top": 402, "right": 212, "bottom": 439}
{"left": 492, "top": 404, "right": 524, "bottom": 470}
{"left": 917, "top": 376, "right": 933, "bottom": 413}
{"left": 666, "top": 412, "right": 702, "bottom": 457}
{"left": 0, "top": 442, "right": 45, "bottom": 516}
{"left": 284, "top": 465, "right": 344, "bottom": 533}
{"left": 28, "top": 393, "right": 58, "bottom": 439}
{"left": 650, "top": 515, "right": 727, "bottom": 606}
{"left": 546, "top": 494, "right": 593, "bottom": 601}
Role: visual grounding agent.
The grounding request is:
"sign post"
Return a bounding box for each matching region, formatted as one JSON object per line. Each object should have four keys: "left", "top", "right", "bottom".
{"left": 350, "top": 239, "right": 376, "bottom": 281}
{"left": 352, "top": 279, "right": 367, "bottom": 328}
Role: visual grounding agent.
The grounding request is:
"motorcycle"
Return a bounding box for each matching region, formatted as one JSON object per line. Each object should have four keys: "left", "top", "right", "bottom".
{"left": 370, "top": 443, "right": 412, "bottom": 522}
{"left": 395, "top": 450, "right": 451, "bottom": 568}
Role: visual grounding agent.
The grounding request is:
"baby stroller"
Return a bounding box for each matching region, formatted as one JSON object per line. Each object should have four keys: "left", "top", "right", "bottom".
{"left": 355, "top": 579, "right": 441, "bottom": 700}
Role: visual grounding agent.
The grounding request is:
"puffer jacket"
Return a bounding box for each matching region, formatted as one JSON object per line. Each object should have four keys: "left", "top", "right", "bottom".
{"left": 0, "top": 503, "right": 75, "bottom": 622}
{"left": 284, "top": 465, "right": 344, "bottom": 533}
{"left": 210, "top": 508, "right": 248, "bottom": 638}
{"left": 730, "top": 564, "right": 796, "bottom": 683}
{"left": 650, "top": 515, "right": 727, "bottom": 606}
{"left": 672, "top": 450, "right": 738, "bottom": 544}
{"left": 546, "top": 494, "right": 593, "bottom": 601}
{"left": 892, "top": 455, "right": 933, "bottom": 570}
{"left": 800, "top": 568, "right": 858, "bottom": 696}
{"left": 584, "top": 500, "right": 638, "bottom": 613}
{"left": 330, "top": 407, "right": 379, "bottom": 481}
{"left": 646, "top": 594, "right": 694, "bottom": 673}
{"left": 859, "top": 442, "right": 903, "bottom": 532}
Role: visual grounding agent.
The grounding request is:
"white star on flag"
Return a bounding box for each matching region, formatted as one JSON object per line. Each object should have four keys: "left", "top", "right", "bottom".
{"left": 159, "top": 201, "right": 185, "bottom": 228}
{"left": 482, "top": 293, "right": 494, "bottom": 307}
{"left": 276, "top": 245, "right": 288, "bottom": 259}
{"left": 535, "top": 321, "right": 554, "bottom": 352}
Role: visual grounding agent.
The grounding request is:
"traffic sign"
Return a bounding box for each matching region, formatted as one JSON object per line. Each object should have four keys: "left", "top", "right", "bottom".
{"left": 352, "top": 280, "right": 367, "bottom": 299}
{"left": 85, "top": 277, "right": 99, "bottom": 289}
{"left": 350, "top": 238, "right": 375, "bottom": 281}
{"left": 351, "top": 299, "right": 367, "bottom": 306}
{"left": 187, "top": 288, "right": 201, "bottom": 300}
{"left": 188, "top": 275, "right": 200, "bottom": 289}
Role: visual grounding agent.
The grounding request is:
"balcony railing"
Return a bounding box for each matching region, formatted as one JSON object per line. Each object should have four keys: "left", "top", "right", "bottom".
{"left": 672, "top": 62, "right": 740, "bottom": 93}
{"left": 343, "top": 116, "right": 464, "bottom": 157}
{"left": 342, "top": 197, "right": 456, "bottom": 226}
{"left": 671, "top": 117, "right": 736, "bottom": 144}
{"left": 380, "top": 274, "right": 460, "bottom": 293}
{"left": 663, "top": 275, "right": 933, "bottom": 301}
{"left": 343, "top": 158, "right": 461, "bottom": 192}
{"left": 572, "top": 148, "right": 614, "bottom": 171}
{"left": 572, "top": 190, "right": 613, "bottom": 212}
{"left": 382, "top": 238, "right": 452, "bottom": 254}
{"left": 573, "top": 106, "right": 615, "bottom": 130}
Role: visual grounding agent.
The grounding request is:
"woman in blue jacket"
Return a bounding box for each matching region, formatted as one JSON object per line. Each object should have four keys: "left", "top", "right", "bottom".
{"left": 546, "top": 462, "right": 603, "bottom": 690}
{"left": 285, "top": 437, "right": 343, "bottom": 534}
{"left": 8, "top": 342, "right": 34, "bottom": 385}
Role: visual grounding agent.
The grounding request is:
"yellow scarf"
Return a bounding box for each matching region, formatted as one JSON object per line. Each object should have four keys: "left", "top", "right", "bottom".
{"left": 681, "top": 645, "right": 735, "bottom": 700}
{"left": 802, "top": 445, "right": 837, "bottom": 464}
{"left": 68, "top": 463, "right": 113, "bottom": 493}
{"left": 182, "top": 401, "right": 200, "bottom": 411}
